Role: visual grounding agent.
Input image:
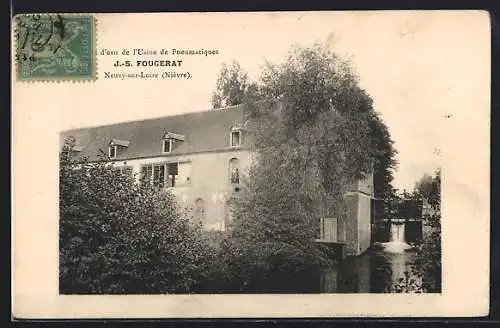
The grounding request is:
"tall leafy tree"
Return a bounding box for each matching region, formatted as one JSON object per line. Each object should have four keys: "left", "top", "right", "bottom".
{"left": 221, "top": 44, "right": 397, "bottom": 286}
{"left": 369, "top": 114, "right": 398, "bottom": 199}
{"left": 213, "top": 53, "right": 397, "bottom": 199}
{"left": 243, "top": 44, "right": 396, "bottom": 211}
{"left": 211, "top": 61, "right": 249, "bottom": 109}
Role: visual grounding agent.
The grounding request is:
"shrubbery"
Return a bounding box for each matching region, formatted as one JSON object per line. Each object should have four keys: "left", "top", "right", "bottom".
{"left": 59, "top": 138, "right": 217, "bottom": 294}
{"left": 412, "top": 169, "right": 442, "bottom": 292}
{"left": 390, "top": 169, "right": 442, "bottom": 293}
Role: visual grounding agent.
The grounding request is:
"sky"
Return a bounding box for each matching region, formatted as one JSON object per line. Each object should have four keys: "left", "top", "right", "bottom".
{"left": 26, "top": 11, "right": 488, "bottom": 191}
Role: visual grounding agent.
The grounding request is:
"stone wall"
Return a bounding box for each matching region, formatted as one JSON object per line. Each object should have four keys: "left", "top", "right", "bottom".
{"left": 343, "top": 171, "right": 374, "bottom": 256}
{"left": 343, "top": 193, "right": 359, "bottom": 256}
{"left": 357, "top": 194, "right": 372, "bottom": 254}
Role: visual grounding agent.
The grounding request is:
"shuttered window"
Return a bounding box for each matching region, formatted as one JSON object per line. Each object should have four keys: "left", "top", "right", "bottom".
{"left": 320, "top": 217, "right": 338, "bottom": 242}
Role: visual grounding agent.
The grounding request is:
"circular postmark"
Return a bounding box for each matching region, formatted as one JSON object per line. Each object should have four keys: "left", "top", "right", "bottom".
{"left": 14, "top": 14, "right": 66, "bottom": 65}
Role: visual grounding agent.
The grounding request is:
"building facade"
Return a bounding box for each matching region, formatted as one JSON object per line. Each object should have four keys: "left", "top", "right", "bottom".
{"left": 60, "top": 105, "right": 374, "bottom": 256}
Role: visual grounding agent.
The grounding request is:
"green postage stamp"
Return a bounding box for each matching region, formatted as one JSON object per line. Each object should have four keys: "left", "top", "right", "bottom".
{"left": 14, "top": 14, "right": 96, "bottom": 81}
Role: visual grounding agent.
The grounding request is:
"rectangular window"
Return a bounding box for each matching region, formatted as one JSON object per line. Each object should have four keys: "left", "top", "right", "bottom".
{"left": 167, "top": 162, "right": 178, "bottom": 187}
{"left": 140, "top": 165, "right": 153, "bottom": 186}
{"left": 122, "top": 166, "right": 133, "bottom": 177}
{"left": 140, "top": 163, "right": 178, "bottom": 188}
{"left": 230, "top": 168, "right": 240, "bottom": 185}
{"left": 231, "top": 131, "right": 241, "bottom": 147}
{"left": 163, "top": 139, "right": 172, "bottom": 153}
{"left": 111, "top": 166, "right": 133, "bottom": 177}
{"left": 109, "top": 145, "right": 116, "bottom": 158}
{"left": 320, "top": 218, "right": 338, "bottom": 242}
{"left": 153, "top": 164, "right": 165, "bottom": 188}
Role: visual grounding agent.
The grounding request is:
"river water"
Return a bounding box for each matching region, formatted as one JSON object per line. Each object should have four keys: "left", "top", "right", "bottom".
{"left": 318, "top": 242, "right": 417, "bottom": 293}
{"left": 318, "top": 221, "right": 417, "bottom": 293}
{"left": 225, "top": 222, "right": 418, "bottom": 293}
{"left": 215, "top": 242, "right": 417, "bottom": 294}
{"left": 200, "top": 221, "right": 420, "bottom": 293}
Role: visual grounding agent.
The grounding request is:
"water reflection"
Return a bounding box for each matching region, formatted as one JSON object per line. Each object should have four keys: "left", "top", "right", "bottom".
{"left": 320, "top": 243, "right": 416, "bottom": 293}
{"left": 221, "top": 243, "right": 417, "bottom": 294}
{"left": 315, "top": 220, "right": 417, "bottom": 293}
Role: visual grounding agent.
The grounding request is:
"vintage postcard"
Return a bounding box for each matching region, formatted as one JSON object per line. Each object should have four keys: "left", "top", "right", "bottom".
{"left": 12, "top": 11, "right": 490, "bottom": 318}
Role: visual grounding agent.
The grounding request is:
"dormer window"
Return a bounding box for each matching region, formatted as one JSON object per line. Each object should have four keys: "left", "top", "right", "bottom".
{"left": 163, "top": 139, "right": 172, "bottom": 153}
{"left": 65, "top": 145, "right": 83, "bottom": 156}
{"left": 230, "top": 127, "right": 242, "bottom": 147}
{"left": 109, "top": 145, "right": 117, "bottom": 158}
{"left": 161, "top": 131, "right": 185, "bottom": 154}
{"left": 108, "top": 139, "right": 130, "bottom": 159}
{"left": 231, "top": 131, "right": 240, "bottom": 147}
{"left": 61, "top": 136, "right": 83, "bottom": 155}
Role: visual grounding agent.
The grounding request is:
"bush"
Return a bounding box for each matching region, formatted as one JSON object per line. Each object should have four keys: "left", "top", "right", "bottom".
{"left": 389, "top": 169, "right": 441, "bottom": 293}
{"left": 59, "top": 139, "right": 217, "bottom": 294}
{"left": 412, "top": 213, "right": 441, "bottom": 292}
{"left": 412, "top": 169, "right": 441, "bottom": 293}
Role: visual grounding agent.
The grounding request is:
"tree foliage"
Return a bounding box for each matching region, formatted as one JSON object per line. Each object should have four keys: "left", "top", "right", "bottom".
{"left": 211, "top": 61, "right": 249, "bottom": 109}
{"left": 224, "top": 143, "right": 333, "bottom": 285}
{"left": 389, "top": 169, "right": 441, "bottom": 293}
{"left": 59, "top": 138, "right": 216, "bottom": 294}
{"left": 370, "top": 115, "right": 398, "bottom": 199}
{"left": 213, "top": 49, "right": 397, "bottom": 198}
{"left": 219, "top": 44, "right": 397, "bottom": 285}
{"left": 412, "top": 168, "right": 441, "bottom": 292}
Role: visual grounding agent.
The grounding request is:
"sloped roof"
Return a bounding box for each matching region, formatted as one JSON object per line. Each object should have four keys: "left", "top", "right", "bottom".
{"left": 162, "top": 132, "right": 185, "bottom": 141}
{"left": 109, "top": 139, "right": 130, "bottom": 147}
{"left": 60, "top": 106, "right": 246, "bottom": 161}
